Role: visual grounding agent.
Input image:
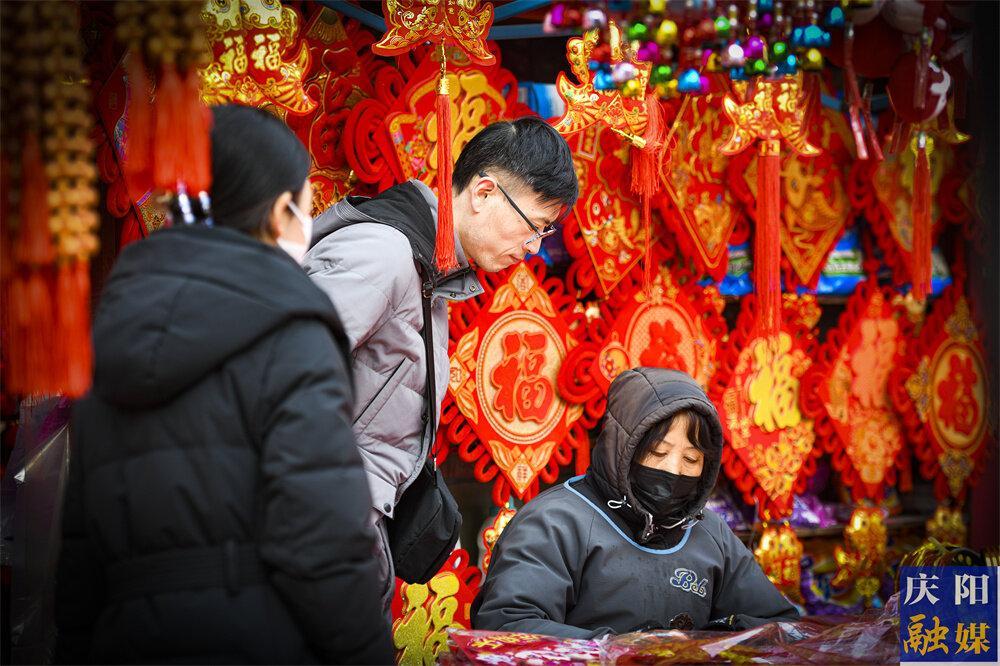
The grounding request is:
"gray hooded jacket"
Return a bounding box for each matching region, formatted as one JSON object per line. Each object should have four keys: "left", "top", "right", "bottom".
{"left": 304, "top": 180, "right": 483, "bottom": 518}
{"left": 472, "top": 368, "right": 798, "bottom": 638}
{"left": 305, "top": 180, "right": 484, "bottom": 607}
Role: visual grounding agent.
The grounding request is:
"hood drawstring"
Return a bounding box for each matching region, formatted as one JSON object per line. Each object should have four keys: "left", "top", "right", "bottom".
{"left": 607, "top": 496, "right": 630, "bottom": 510}
{"left": 608, "top": 495, "right": 706, "bottom": 542}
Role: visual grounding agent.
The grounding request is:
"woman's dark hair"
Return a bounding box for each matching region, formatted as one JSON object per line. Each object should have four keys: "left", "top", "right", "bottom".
{"left": 207, "top": 104, "right": 310, "bottom": 235}
{"left": 452, "top": 116, "right": 578, "bottom": 212}
{"left": 632, "top": 409, "right": 711, "bottom": 468}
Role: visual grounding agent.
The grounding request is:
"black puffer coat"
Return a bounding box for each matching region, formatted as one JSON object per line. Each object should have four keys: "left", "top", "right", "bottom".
{"left": 54, "top": 225, "right": 393, "bottom": 664}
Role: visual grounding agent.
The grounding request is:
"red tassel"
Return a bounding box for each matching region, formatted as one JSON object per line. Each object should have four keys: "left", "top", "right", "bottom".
{"left": 23, "top": 270, "right": 57, "bottom": 394}
{"left": 124, "top": 52, "right": 153, "bottom": 178}
{"left": 13, "top": 134, "right": 58, "bottom": 394}
{"left": 756, "top": 145, "right": 782, "bottom": 339}
{"left": 631, "top": 94, "right": 665, "bottom": 295}
{"left": 153, "top": 62, "right": 185, "bottom": 191}
{"left": 181, "top": 67, "right": 213, "bottom": 193}
{"left": 56, "top": 261, "right": 92, "bottom": 398}
{"left": 434, "top": 73, "right": 458, "bottom": 274}
{"left": 911, "top": 136, "right": 932, "bottom": 302}
{"left": 843, "top": 24, "right": 869, "bottom": 160}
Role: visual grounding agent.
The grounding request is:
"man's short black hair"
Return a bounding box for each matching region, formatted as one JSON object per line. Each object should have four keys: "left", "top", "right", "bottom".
{"left": 452, "top": 116, "right": 578, "bottom": 212}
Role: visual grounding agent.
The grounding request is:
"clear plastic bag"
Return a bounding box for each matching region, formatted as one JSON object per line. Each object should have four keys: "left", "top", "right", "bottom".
{"left": 446, "top": 601, "right": 900, "bottom": 665}
{"left": 1, "top": 397, "right": 72, "bottom": 665}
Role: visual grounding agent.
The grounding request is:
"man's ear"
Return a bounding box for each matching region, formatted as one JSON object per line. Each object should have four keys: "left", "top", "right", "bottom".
{"left": 468, "top": 173, "right": 496, "bottom": 213}
{"left": 265, "top": 190, "right": 294, "bottom": 242}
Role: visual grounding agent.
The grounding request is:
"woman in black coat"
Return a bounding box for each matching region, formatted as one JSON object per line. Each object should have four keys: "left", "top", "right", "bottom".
{"left": 54, "top": 105, "right": 393, "bottom": 664}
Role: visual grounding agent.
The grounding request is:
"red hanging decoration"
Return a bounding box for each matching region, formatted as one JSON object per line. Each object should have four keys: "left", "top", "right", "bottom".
{"left": 720, "top": 75, "right": 821, "bottom": 340}
{"left": 116, "top": 0, "right": 213, "bottom": 200}
{"left": 659, "top": 92, "right": 743, "bottom": 282}
{"left": 372, "top": 0, "right": 496, "bottom": 274}
{"left": 711, "top": 295, "right": 822, "bottom": 519}
{"left": 726, "top": 94, "right": 853, "bottom": 291}
{"left": 801, "top": 283, "right": 913, "bottom": 502}
{"left": 13, "top": 134, "right": 57, "bottom": 394}
{"left": 891, "top": 276, "right": 989, "bottom": 505}
{"left": 441, "top": 259, "right": 589, "bottom": 507}
{"left": 632, "top": 94, "right": 665, "bottom": 293}
{"left": 434, "top": 46, "right": 458, "bottom": 273}
{"left": 910, "top": 133, "right": 933, "bottom": 301}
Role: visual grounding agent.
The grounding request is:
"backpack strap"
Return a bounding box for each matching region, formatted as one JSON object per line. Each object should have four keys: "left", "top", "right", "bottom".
{"left": 416, "top": 264, "right": 438, "bottom": 467}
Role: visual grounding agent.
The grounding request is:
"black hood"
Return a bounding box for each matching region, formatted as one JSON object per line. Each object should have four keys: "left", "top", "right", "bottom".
{"left": 91, "top": 225, "right": 349, "bottom": 408}
{"left": 589, "top": 367, "right": 723, "bottom": 532}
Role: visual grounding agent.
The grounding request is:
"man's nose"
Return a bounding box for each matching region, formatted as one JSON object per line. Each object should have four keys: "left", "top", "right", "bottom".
{"left": 525, "top": 237, "right": 542, "bottom": 255}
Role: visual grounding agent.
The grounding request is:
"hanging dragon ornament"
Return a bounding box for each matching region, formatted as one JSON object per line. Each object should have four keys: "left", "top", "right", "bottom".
{"left": 719, "top": 71, "right": 820, "bottom": 339}
{"left": 553, "top": 21, "right": 665, "bottom": 293}
{"left": 372, "top": 0, "right": 495, "bottom": 273}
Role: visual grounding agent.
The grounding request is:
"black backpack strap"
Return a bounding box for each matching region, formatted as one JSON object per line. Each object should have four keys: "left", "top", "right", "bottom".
{"left": 417, "top": 264, "right": 437, "bottom": 467}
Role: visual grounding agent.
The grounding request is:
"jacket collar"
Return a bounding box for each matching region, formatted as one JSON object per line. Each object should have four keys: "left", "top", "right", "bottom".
{"left": 315, "top": 180, "right": 483, "bottom": 304}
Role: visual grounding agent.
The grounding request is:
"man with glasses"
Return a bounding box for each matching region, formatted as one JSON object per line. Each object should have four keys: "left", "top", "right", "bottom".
{"left": 303, "top": 117, "right": 578, "bottom": 614}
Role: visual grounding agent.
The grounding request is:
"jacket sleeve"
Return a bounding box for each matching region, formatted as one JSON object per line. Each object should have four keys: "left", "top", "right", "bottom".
{"left": 304, "top": 227, "right": 413, "bottom": 352}
{"left": 54, "top": 424, "right": 106, "bottom": 663}
{"left": 472, "top": 504, "right": 613, "bottom": 640}
{"left": 257, "top": 319, "right": 393, "bottom": 664}
{"left": 709, "top": 523, "right": 800, "bottom": 630}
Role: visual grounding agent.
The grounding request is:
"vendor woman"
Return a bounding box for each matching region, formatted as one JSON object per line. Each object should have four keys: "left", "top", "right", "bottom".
{"left": 472, "top": 367, "right": 799, "bottom": 638}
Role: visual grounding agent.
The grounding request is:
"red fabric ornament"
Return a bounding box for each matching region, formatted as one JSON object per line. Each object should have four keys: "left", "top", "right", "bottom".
{"left": 711, "top": 296, "right": 822, "bottom": 519}
{"left": 372, "top": 0, "right": 496, "bottom": 273}
{"left": 726, "top": 95, "right": 853, "bottom": 291}
{"left": 848, "top": 132, "right": 961, "bottom": 295}
{"left": 561, "top": 123, "right": 671, "bottom": 300}
{"left": 558, "top": 266, "right": 727, "bottom": 429}
{"left": 801, "top": 283, "right": 913, "bottom": 502}
{"left": 659, "top": 92, "right": 743, "bottom": 282}
{"left": 890, "top": 278, "right": 989, "bottom": 504}
{"left": 441, "top": 259, "right": 589, "bottom": 507}
{"left": 720, "top": 77, "right": 821, "bottom": 339}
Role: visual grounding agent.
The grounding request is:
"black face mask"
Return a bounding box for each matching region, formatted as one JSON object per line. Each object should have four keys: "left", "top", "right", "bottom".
{"left": 630, "top": 465, "right": 701, "bottom": 520}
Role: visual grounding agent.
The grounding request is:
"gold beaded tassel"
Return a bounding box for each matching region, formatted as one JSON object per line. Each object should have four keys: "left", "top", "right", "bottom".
{"left": 115, "top": 0, "right": 213, "bottom": 204}
{"left": 4, "top": 1, "right": 58, "bottom": 395}
{"left": 0, "top": 1, "right": 100, "bottom": 397}
{"left": 43, "top": 0, "right": 100, "bottom": 397}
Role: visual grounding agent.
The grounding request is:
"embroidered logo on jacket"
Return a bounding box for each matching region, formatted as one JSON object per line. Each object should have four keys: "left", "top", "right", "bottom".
{"left": 670, "top": 567, "right": 709, "bottom": 598}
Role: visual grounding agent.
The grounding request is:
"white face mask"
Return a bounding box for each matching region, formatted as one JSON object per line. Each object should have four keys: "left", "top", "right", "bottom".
{"left": 278, "top": 200, "right": 313, "bottom": 264}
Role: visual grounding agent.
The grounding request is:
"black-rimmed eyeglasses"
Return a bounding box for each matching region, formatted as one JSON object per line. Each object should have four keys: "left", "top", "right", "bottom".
{"left": 480, "top": 171, "right": 562, "bottom": 248}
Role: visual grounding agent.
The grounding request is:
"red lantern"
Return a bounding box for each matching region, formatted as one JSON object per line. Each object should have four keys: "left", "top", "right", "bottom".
{"left": 887, "top": 52, "right": 951, "bottom": 125}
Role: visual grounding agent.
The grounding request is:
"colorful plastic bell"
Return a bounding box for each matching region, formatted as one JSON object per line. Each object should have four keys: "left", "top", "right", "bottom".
{"left": 677, "top": 68, "right": 703, "bottom": 93}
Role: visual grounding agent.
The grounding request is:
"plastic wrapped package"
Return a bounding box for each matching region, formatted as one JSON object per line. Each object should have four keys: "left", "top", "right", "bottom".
{"left": 446, "top": 600, "right": 901, "bottom": 664}
{"left": 443, "top": 630, "right": 602, "bottom": 665}
{"left": 0, "top": 398, "right": 72, "bottom": 665}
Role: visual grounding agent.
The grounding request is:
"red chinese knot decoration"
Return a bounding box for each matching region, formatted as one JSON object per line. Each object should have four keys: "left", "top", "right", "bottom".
{"left": 713, "top": 297, "right": 821, "bottom": 519}
{"left": 660, "top": 92, "right": 743, "bottom": 281}
{"left": 801, "top": 283, "right": 912, "bottom": 502}
{"left": 892, "top": 283, "right": 989, "bottom": 503}
{"left": 727, "top": 99, "right": 852, "bottom": 291}
{"left": 442, "top": 260, "right": 589, "bottom": 507}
